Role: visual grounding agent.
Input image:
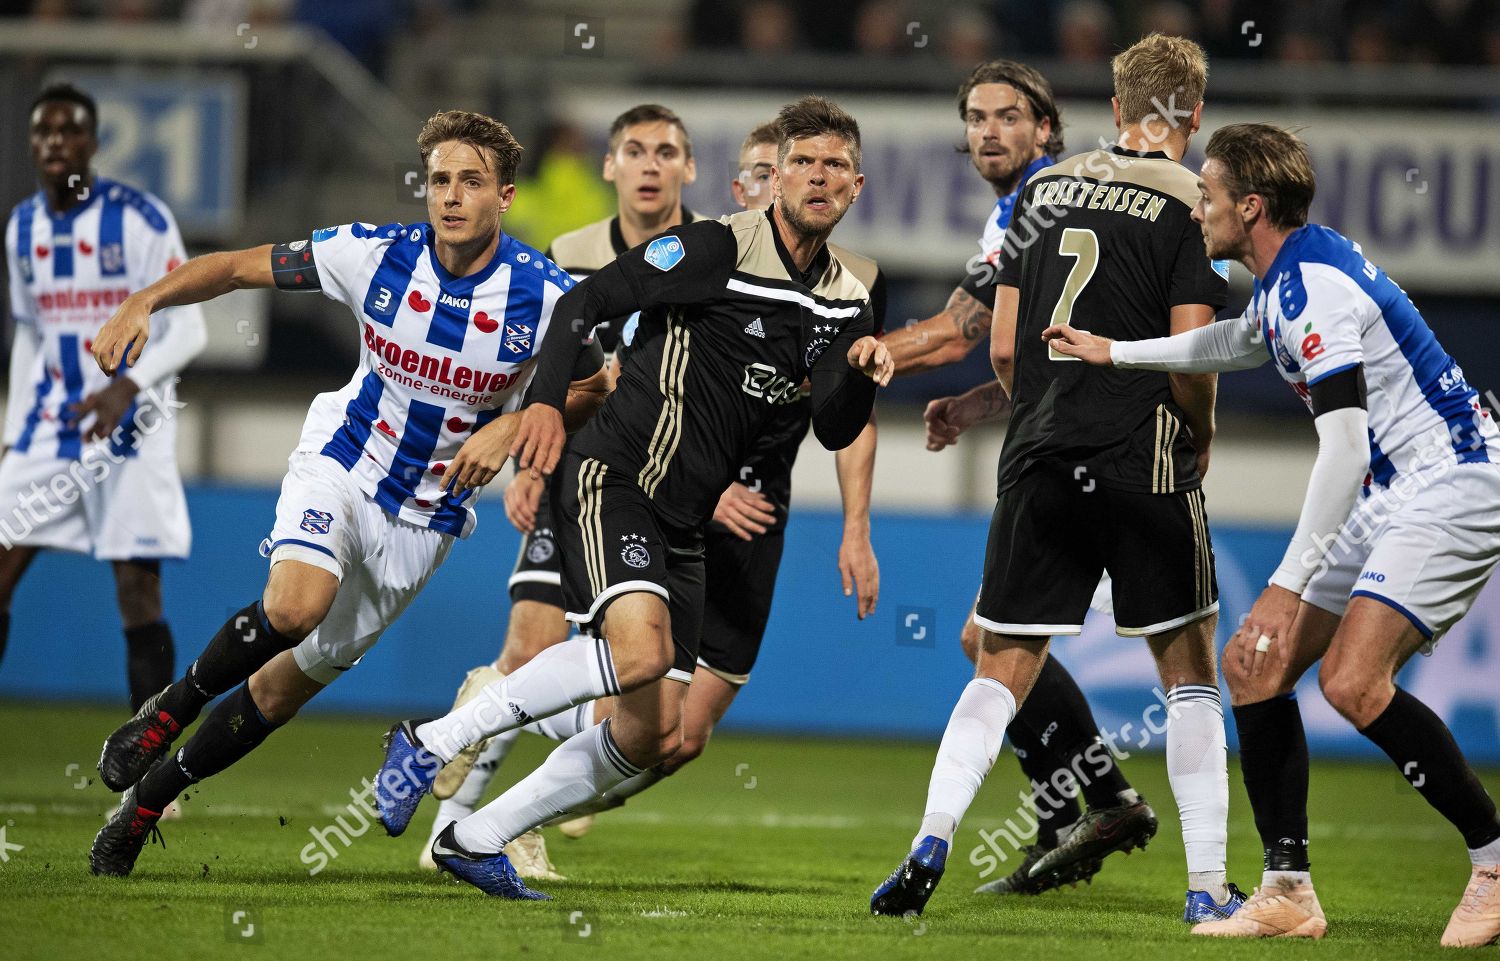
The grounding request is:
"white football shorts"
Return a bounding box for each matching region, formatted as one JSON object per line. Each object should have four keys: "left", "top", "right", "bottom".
{"left": 264, "top": 452, "right": 453, "bottom": 683}
{"left": 1302, "top": 462, "right": 1500, "bottom": 647}
{"left": 0, "top": 420, "right": 190, "bottom": 561}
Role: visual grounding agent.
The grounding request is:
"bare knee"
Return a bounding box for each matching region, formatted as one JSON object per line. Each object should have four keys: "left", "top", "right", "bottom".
{"left": 496, "top": 600, "right": 571, "bottom": 673}
{"left": 113, "top": 563, "right": 163, "bottom": 627}
{"left": 1318, "top": 659, "right": 1391, "bottom": 728}
{"left": 959, "top": 617, "right": 981, "bottom": 664}
{"left": 261, "top": 565, "right": 337, "bottom": 640}
{"left": 1222, "top": 649, "right": 1289, "bottom": 707}
{"left": 661, "top": 729, "right": 709, "bottom": 774}
{"left": 600, "top": 596, "right": 674, "bottom": 688}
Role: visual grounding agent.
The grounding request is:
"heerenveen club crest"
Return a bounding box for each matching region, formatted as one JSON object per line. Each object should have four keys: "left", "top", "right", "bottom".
{"left": 300, "top": 509, "right": 334, "bottom": 535}
{"left": 620, "top": 533, "right": 651, "bottom": 569}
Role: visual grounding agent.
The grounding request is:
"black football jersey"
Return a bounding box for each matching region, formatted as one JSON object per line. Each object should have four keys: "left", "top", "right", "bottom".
{"left": 995, "top": 145, "right": 1228, "bottom": 495}
{"left": 529, "top": 206, "right": 878, "bottom": 530}
{"left": 546, "top": 208, "right": 706, "bottom": 355}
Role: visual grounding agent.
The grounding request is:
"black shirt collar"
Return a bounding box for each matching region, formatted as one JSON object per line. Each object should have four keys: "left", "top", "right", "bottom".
{"left": 609, "top": 207, "right": 696, "bottom": 256}
{"left": 766, "top": 205, "right": 829, "bottom": 287}
{"left": 1108, "top": 144, "right": 1171, "bottom": 161}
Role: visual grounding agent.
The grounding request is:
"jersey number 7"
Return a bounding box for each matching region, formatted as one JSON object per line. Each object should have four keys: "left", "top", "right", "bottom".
{"left": 1047, "top": 227, "right": 1100, "bottom": 362}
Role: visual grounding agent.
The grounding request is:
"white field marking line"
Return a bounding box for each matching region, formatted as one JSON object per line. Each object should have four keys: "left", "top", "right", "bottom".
{"left": 0, "top": 800, "right": 1458, "bottom": 842}
{"left": 640, "top": 908, "right": 691, "bottom": 918}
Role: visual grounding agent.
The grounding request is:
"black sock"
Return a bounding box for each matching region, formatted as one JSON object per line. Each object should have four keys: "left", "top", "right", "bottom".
{"left": 156, "top": 602, "right": 298, "bottom": 727}
{"left": 1014, "top": 656, "right": 1133, "bottom": 813}
{"left": 1233, "top": 694, "right": 1311, "bottom": 871}
{"left": 1361, "top": 687, "right": 1500, "bottom": 850}
{"left": 1008, "top": 718, "right": 1082, "bottom": 848}
{"left": 137, "top": 684, "right": 282, "bottom": 812}
{"left": 0, "top": 611, "right": 8, "bottom": 668}
{"left": 124, "top": 621, "right": 176, "bottom": 711}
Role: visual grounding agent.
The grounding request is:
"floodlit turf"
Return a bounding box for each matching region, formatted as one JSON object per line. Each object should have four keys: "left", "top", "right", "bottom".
{"left": 0, "top": 700, "right": 1491, "bottom": 960}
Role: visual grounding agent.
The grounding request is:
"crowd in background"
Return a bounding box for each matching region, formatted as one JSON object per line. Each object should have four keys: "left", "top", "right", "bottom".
{"left": 2, "top": 0, "right": 1497, "bottom": 76}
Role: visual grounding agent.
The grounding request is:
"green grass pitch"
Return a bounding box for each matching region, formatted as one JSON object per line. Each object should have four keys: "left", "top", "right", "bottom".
{"left": 0, "top": 700, "right": 1490, "bottom": 959}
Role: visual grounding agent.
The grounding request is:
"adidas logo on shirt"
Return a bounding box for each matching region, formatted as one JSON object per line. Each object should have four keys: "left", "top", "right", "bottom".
{"left": 744, "top": 317, "right": 765, "bottom": 338}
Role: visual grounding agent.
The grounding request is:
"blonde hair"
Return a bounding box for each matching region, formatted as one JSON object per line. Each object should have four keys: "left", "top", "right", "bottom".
{"left": 417, "top": 110, "right": 523, "bottom": 183}
{"left": 1111, "top": 33, "right": 1208, "bottom": 128}
{"left": 1206, "top": 124, "right": 1316, "bottom": 230}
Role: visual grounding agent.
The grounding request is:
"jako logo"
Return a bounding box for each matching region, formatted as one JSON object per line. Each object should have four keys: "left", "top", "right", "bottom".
{"left": 438, "top": 292, "right": 469, "bottom": 309}
{"left": 1358, "top": 571, "right": 1386, "bottom": 583}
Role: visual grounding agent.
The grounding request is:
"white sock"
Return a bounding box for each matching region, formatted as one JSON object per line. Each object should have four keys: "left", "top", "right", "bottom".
{"left": 1470, "top": 835, "right": 1500, "bottom": 866}
{"left": 453, "top": 718, "right": 641, "bottom": 854}
{"left": 416, "top": 637, "right": 620, "bottom": 763}
{"left": 1166, "top": 684, "right": 1230, "bottom": 891}
{"left": 915, "top": 677, "right": 1016, "bottom": 849}
{"left": 525, "top": 701, "right": 595, "bottom": 742}
{"left": 422, "top": 730, "right": 517, "bottom": 850}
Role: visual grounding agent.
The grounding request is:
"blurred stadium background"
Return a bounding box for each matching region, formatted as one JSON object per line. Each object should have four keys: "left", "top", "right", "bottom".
{"left": 0, "top": 0, "right": 1497, "bottom": 762}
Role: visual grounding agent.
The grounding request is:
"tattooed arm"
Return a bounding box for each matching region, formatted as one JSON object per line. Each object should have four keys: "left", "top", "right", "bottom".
{"left": 879, "top": 286, "right": 991, "bottom": 377}
{"left": 922, "top": 380, "right": 1011, "bottom": 452}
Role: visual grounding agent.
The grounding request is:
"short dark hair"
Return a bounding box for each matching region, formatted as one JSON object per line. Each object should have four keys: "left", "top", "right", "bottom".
{"left": 1205, "top": 123, "right": 1316, "bottom": 231}
{"left": 417, "top": 109, "right": 523, "bottom": 184}
{"left": 608, "top": 104, "right": 693, "bottom": 159}
{"left": 31, "top": 83, "right": 98, "bottom": 135}
{"left": 956, "top": 60, "right": 1063, "bottom": 157}
{"left": 775, "top": 96, "right": 861, "bottom": 170}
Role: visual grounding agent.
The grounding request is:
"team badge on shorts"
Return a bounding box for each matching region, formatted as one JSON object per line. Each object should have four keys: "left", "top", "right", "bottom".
{"left": 620, "top": 533, "right": 651, "bottom": 569}
{"left": 526, "top": 529, "right": 555, "bottom": 564}
{"left": 300, "top": 509, "right": 334, "bottom": 535}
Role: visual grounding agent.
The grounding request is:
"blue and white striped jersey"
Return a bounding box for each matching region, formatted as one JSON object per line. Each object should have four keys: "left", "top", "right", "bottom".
{"left": 1250, "top": 224, "right": 1497, "bottom": 484}
{"left": 5, "top": 178, "right": 200, "bottom": 458}
{"left": 283, "top": 222, "right": 576, "bottom": 537}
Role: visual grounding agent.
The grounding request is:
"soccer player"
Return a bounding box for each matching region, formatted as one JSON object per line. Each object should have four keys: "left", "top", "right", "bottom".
{"left": 880, "top": 60, "right": 1157, "bottom": 896}
{"left": 1046, "top": 123, "right": 1500, "bottom": 947}
{"left": 871, "top": 35, "right": 1239, "bottom": 921}
{"left": 84, "top": 110, "right": 608, "bottom": 878}
{"left": 2, "top": 83, "right": 205, "bottom": 709}
{"left": 418, "top": 104, "right": 709, "bottom": 877}
{"left": 373, "top": 96, "right": 893, "bottom": 899}
{"left": 419, "top": 116, "right": 885, "bottom": 878}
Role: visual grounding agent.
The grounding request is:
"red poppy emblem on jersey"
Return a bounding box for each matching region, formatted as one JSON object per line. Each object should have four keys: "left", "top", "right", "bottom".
{"left": 35, "top": 245, "right": 48, "bottom": 259}
{"left": 446, "top": 417, "right": 469, "bottom": 433}
{"left": 408, "top": 290, "right": 432, "bottom": 312}
{"left": 78, "top": 239, "right": 93, "bottom": 255}
{"left": 415, "top": 499, "right": 432, "bottom": 508}
{"left": 166, "top": 256, "right": 183, "bottom": 272}
{"left": 84, "top": 339, "right": 93, "bottom": 352}
{"left": 432, "top": 463, "right": 446, "bottom": 476}
{"left": 376, "top": 419, "right": 398, "bottom": 438}
{"left": 473, "top": 311, "right": 498, "bottom": 333}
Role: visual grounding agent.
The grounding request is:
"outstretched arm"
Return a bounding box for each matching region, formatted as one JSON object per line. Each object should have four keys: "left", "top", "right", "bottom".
{"left": 882, "top": 286, "right": 992, "bottom": 376}
{"left": 92, "top": 245, "right": 273, "bottom": 374}
{"left": 1043, "top": 312, "right": 1265, "bottom": 373}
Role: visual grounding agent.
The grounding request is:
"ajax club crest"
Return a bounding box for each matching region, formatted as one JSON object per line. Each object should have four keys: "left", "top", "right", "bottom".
{"left": 620, "top": 533, "right": 651, "bottom": 569}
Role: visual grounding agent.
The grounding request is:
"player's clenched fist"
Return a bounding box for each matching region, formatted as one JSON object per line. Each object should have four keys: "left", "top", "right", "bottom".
{"left": 509, "top": 403, "right": 566, "bottom": 476}
{"left": 445, "top": 411, "right": 521, "bottom": 496}
{"left": 504, "top": 467, "right": 545, "bottom": 532}
{"left": 92, "top": 293, "right": 153, "bottom": 375}
{"left": 1041, "top": 325, "right": 1114, "bottom": 366}
{"left": 847, "top": 335, "right": 894, "bottom": 385}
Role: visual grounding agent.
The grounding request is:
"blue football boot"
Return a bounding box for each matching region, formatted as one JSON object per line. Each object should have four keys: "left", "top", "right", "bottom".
{"left": 1185, "top": 882, "right": 1249, "bottom": 923}
{"left": 430, "top": 823, "right": 552, "bottom": 900}
{"left": 871, "top": 836, "right": 948, "bottom": 916}
{"left": 374, "top": 719, "right": 441, "bottom": 836}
